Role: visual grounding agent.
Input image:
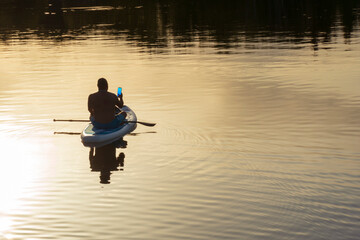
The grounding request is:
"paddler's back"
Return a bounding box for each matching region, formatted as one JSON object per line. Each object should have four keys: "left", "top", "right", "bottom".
{"left": 88, "top": 91, "right": 119, "bottom": 124}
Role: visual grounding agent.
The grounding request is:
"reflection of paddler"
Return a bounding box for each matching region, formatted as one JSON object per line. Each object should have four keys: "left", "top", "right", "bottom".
{"left": 89, "top": 140, "right": 126, "bottom": 184}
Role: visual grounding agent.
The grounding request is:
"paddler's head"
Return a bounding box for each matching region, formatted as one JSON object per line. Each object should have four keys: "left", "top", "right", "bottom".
{"left": 97, "top": 78, "right": 108, "bottom": 91}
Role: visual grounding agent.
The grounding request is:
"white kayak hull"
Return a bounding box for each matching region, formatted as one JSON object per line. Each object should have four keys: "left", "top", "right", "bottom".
{"left": 81, "top": 105, "right": 137, "bottom": 147}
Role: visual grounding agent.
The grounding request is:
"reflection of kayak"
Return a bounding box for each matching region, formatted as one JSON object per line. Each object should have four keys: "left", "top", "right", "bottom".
{"left": 81, "top": 105, "right": 137, "bottom": 147}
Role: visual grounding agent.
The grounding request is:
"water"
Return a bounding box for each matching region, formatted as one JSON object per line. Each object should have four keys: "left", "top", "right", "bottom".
{"left": 1, "top": 1, "right": 360, "bottom": 239}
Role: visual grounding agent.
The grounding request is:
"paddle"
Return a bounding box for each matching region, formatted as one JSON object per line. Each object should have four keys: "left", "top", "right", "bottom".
{"left": 54, "top": 131, "right": 81, "bottom": 135}
{"left": 54, "top": 131, "right": 156, "bottom": 135}
{"left": 53, "top": 119, "right": 156, "bottom": 127}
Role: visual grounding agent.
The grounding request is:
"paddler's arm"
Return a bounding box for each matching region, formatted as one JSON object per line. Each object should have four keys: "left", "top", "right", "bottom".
{"left": 115, "top": 93, "right": 124, "bottom": 109}
{"left": 88, "top": 94, "right": 95, "bottom": 116}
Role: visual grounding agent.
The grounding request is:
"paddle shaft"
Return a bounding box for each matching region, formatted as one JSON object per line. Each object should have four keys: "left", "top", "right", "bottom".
{"left": 54, "top": 119, "right": 89, "bottom": 122}
{"left": 53, "top": 119, "right": 156, "bottom": 127}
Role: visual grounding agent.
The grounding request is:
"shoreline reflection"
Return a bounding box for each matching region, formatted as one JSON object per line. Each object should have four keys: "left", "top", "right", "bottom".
{"left": 89, "top": 139, "right": 127, "bottom": 184}
{"left": 0, "top": 0, "right": 359, "bottom": 52}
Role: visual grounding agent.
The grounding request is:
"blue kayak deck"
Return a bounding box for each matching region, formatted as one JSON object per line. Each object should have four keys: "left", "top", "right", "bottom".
{"left": 81, "top": 105, "right": 137, "bottom": 147}
{"left": 84, "top": 123, "right": 128, "bottom": 135}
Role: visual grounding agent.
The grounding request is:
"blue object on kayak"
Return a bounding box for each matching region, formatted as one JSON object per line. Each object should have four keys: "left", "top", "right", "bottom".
{"left": 90, "top": 113, "right": 126, "bottom": 130}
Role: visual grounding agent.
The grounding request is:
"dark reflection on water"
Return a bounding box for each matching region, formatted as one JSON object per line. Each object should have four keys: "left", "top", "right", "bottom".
{"left": 0, "top": 0, "right": 359, "bottom": 51}
{"left": 89, "top": 139, "right": 127, "bottom": 184}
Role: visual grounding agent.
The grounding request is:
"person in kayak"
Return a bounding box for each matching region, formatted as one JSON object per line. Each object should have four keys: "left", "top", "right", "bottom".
{"left": 88, "top": 78, "right": 127, "bottom": 129}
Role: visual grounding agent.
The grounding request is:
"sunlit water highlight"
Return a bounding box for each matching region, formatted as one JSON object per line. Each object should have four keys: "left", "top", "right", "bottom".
{"left": 0, "top": 3, "right": 360, "bottom": 240}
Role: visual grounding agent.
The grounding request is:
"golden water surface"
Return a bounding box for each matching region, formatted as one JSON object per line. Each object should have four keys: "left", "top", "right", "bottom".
{"left": 0, "top": 1, "right": 360, "bottom": 239}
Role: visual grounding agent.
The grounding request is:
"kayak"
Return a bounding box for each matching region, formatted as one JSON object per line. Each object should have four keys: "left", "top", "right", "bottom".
{"left": 81, "top": 105, "right": 137, "bottom": 147}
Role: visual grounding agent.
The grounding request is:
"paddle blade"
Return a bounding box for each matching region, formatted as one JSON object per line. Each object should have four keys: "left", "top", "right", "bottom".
{"left": 128, "top": 121, "right": 156, "bottom": 127}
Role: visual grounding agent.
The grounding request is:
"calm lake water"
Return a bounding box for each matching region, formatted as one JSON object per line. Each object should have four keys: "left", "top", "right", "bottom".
{"left": 0, "top": 1, "right": 360, "bottom": 239}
